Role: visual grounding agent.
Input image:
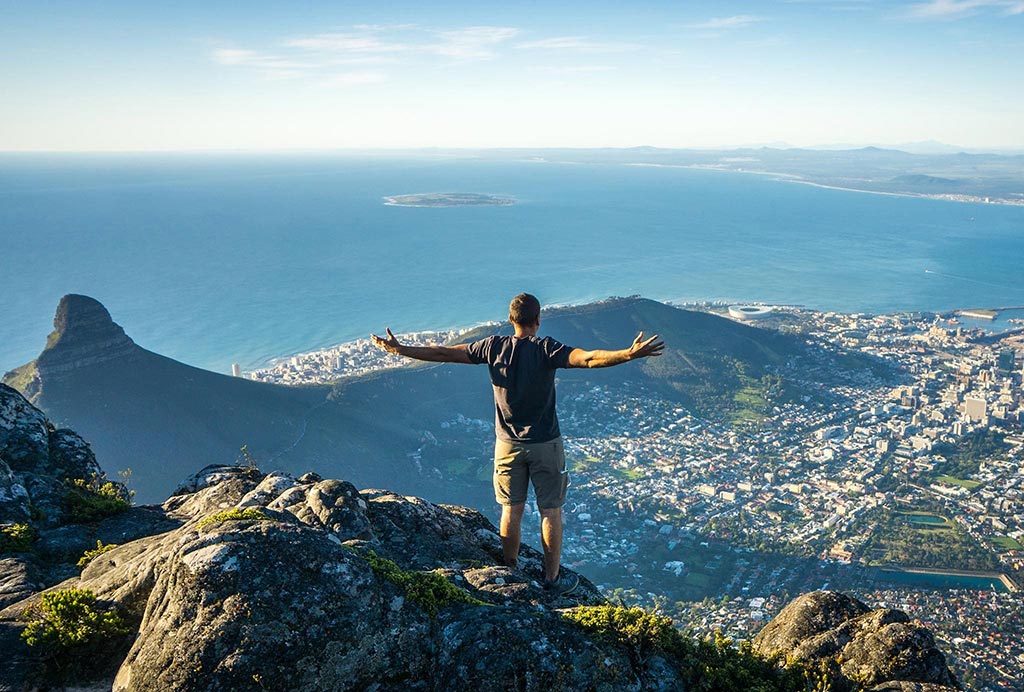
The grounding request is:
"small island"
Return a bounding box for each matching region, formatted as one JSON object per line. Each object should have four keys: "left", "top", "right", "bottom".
{"left": 382, "top": 192, "right": 516, "bottom": 208}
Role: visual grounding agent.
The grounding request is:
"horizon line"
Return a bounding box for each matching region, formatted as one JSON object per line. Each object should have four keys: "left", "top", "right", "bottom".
{"left": 3, "top": 144, "right": 1024, "bottom": 156}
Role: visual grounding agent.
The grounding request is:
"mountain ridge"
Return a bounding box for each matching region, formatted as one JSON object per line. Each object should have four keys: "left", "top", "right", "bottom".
{"left": 4, "top": 295, "right": 890, "bottom": 505}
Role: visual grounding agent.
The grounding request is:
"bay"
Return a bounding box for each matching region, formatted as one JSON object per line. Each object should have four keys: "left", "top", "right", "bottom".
{"left": 1, "top": 153, "right": 1022, "bottom": 375}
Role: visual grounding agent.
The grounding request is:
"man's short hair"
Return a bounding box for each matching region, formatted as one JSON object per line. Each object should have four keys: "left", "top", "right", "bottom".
{"left": 509, "top": 293, "right": 541, "bottom": 326}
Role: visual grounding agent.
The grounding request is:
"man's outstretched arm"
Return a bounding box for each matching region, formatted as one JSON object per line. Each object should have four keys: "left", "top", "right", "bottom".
{"left": 568, "top": 331, "right": 665, "bottom": 369}
{"left": 370, "top": 327, "right": 474, "bottom": 364}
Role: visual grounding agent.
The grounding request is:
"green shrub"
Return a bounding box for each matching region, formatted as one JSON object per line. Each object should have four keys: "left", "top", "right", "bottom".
{"left": 564, "top": 605, "right": 809, "bottom": 692}
{"left": 0, "top": 523, "right": 37, "bottom": 553}
{"left": 21, "top": 588, "right": 129, "bottom": 650}
{"left": 197, "top": 507, "right": 271, "bottom": 528}
{"left": 77, "top": 540, "right": 118, "bottom": 569}
{"left": 563, "top": 605, "right": 678, "bottom": 664}
{"left": 362, "top": 550, "right": 485, "bottom": 617}
{"left": 64, "top": 477, "right": 130, "bottom": 523}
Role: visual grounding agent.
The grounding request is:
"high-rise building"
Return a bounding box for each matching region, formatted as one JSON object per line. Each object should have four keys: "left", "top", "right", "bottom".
{"left": 963, "top": 396, "right": 987, "bottom": 423}
{"left": 231, "top": 363, "right": 242, "bottom": 378}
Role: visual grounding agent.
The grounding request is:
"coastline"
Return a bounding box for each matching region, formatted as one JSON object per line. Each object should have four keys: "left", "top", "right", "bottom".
{"left": 622, "top": 161, "right": 1024, "bottom": 207}
{"left": 243, "top": 298, "right": 1020, "bottom": 380}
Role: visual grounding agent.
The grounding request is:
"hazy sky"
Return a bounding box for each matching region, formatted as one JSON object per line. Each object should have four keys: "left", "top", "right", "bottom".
{"left": 2, "top": 0, "right": 1022, "bottom": 150}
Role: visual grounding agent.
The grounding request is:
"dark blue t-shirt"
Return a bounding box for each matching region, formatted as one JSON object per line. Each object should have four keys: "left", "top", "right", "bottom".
{"left": 465, "top": 335, "right": 574, "bottom": 443}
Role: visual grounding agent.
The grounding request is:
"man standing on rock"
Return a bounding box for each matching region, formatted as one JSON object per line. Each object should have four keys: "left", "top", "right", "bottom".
{"left": 372, "top": 293, "right": 664, "bottom": 596}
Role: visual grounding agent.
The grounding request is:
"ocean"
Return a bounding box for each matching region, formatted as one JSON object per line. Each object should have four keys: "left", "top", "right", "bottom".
{"left": 2, "top": 153, "right": 1023, "bottom": 375}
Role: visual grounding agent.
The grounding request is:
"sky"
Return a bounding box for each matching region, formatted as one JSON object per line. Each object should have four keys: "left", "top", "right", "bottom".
{"left": 1, "top": 0, "right": 1022, "bottom": 151}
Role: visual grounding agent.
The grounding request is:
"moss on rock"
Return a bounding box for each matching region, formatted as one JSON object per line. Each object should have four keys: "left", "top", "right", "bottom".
{"left": 362, "top": 550, "right": 485, "bottom": 617}
{"left": 196, "top": 507, "right": 271, "bottom": 528}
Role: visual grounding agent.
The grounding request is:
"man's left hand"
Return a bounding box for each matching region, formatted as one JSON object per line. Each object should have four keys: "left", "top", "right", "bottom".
{"left": 371, "top": 327, "right": 403, "bottom": 355}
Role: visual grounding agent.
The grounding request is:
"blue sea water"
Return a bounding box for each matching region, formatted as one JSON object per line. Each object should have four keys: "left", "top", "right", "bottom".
{"left": 2, "top": 153, "right": 1023, "bottom": 375}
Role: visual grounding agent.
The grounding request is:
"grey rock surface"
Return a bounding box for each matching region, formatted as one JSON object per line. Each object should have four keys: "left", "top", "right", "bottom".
{"left": 0, "top": 383, "right": 51, "bottom": 473}
{"left": 753, "top": 591, "right": 960, "bottom": 691}
{"left": 0, "top": 387, "right": 966, "bottom": 692}
{"left": 2, "top": 461, "right": 965, "bottom": 692}
{"left": 0, "top": 383, "right": 105, "bottom": 527}
{"left": 0, "top": 555, "right": 42, "bottom": 609}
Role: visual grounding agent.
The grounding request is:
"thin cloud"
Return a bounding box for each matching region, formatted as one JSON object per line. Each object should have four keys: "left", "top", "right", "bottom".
{"left": 533, "top": 65, "right": 617, "bottom": 75}
{"left": 283, "top": 25, "right": 519, "bottom": 61}
{"left": 211, "top": 48, "right": 316, "bottom": 77}
{"left": 351, "top": 23, "right": 419, "bottom": 32}
{"left": 324, "top": 71, "right": 388, "bottom": 87}
{"left": 285, "top": 34, "right": 411, "bottom": 53}
{"left": 213, "top": 48, "right": 257, "bottom": 66}
{"left": 907, "top": 0, "right": 1024, "bottom": 18}
{"left": 687, "top": 15, "right": 766, "bottom": 30}
{"left": 211, "top": 24, "right": 520, "bottom": 85}
{"left": 514, "top": 36, "right": 641, "bottom": 52}
{"left": 430, "top": 26, "right": 519, "bottom": 59}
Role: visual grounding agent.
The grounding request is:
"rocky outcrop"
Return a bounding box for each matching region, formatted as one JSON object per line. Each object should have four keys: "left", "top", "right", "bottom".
{"left": 0, "top": 461, "right": 963, "bottom": 692}
{"left": 0, "top": 394, "right": 960, "bottom": 692}
{"left": 0, "top": 384, "right": 104, "bottom": 526}
{"left": 4, "top": 465, "right": 650, "bottom": 692}
{"left": 34, "top": 294, "right": 138, "bottom": 380}
{"left": 753, "top": 591, "right": 960, "bottom": 691}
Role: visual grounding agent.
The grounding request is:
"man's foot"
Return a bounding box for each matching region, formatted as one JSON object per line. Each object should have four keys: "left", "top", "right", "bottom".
{"left": 543, "top": 570, "right": 579, "bottom": 597}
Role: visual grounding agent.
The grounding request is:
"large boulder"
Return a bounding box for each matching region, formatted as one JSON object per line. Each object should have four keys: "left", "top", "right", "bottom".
{"left": 753, "top": 591, "right": 960, "bottom": 691}
{"left": 0, "top": 384, "right": 105, "bottom": 527}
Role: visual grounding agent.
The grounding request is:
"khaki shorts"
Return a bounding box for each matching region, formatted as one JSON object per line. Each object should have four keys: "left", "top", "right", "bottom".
{"left": 493, "top": 437, "right": 569, "bottom": 509}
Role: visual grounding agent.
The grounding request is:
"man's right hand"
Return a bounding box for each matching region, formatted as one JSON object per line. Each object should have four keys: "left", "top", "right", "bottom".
{"left": 626, "top": 331, "right": 665, "bottom": 360}
{"left": 370, "top": 327, "right": 403, "bottom": 356}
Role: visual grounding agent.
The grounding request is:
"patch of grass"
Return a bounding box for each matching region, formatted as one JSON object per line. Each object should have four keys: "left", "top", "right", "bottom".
{"left": 77, "top": 540, "right": 118, "bottom": 569}
{"left": 991, "top": 536, "right": 1023, "bottom": 551}
{"left": 455, "top": 558, "right": 489, "bottom": 569}
{"left": 728, "top": 369, "right": 769, "bottom": 427}
{"left": 935, "top": 475, "right": 982, "bottom": 490}
{"left": 612, "top": 467, "right": 645, "bottom": 481}
{"left": 197, "top": 507, "right": 271, "bottom": 529}
{"left": 362, "top": 550, "right": 485, "bottom": 617}
{"left": 1, "top": 523, "right": 37, "bottom": 553}
{"left": 64, "top": 477, "right": 130, "bottom": 523}
{"left": 572, "top": 455, "right": 601, "bottom": 473}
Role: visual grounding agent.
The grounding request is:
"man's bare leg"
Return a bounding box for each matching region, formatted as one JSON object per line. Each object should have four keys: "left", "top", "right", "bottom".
{"left": 500, "top": 503, "right": 525, "bottom": 568}
{"left": 540, "top": 507, "right": 562, "bottom": 582}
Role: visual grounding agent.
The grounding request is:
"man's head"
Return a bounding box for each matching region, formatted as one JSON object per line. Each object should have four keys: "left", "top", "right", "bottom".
{"left": 509, "top": 293, "right": 541, "bottom": 328}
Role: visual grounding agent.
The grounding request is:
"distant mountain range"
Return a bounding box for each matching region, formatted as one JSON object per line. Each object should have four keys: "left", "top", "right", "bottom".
{"left": 460, "top": 146, "right": 1024, "bottom": 203}
{"left": 3, "top": 295, "right": 886, "bottom": 505}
